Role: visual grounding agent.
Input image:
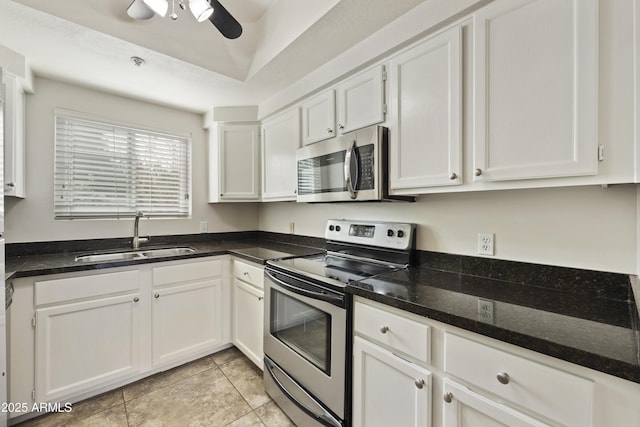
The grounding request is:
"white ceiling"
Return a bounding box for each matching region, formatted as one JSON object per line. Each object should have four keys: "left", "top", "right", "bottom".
{"left": 0, "top": 0, "right": 424, "bottom": 113}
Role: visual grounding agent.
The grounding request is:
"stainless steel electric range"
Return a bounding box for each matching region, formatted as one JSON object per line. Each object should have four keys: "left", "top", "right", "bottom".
{"left": 263, "top": 219, "right": 416, "bottom": 427}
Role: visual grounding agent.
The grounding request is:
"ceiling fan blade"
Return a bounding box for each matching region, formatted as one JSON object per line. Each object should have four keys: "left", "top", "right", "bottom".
{"left": 208, "top": 0, "right": 243, "bottom": 39}
{"left": 127, "top": 0, "right": 155, "bottom": 20}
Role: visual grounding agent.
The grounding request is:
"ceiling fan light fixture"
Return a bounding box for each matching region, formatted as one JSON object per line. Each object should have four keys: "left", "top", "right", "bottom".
{"left": 189, "top": 0, "right": 213, "bottom": 22}
{"left": 142, "top": 0, "right": 168, "bottom": 18}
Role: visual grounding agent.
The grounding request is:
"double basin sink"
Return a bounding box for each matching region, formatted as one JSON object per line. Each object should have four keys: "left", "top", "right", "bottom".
{"left": 75, "top": 247, "right": 196, "bottom": 263}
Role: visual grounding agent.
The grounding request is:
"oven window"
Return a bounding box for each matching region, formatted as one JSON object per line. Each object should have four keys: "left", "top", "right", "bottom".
{"left": 270, "top": 289, "right": 331, "bottom": 375}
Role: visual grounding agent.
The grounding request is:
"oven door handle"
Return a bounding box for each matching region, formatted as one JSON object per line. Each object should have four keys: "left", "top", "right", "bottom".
{"left": 265, "top": 270, "right": 345, "bottom": 307}
{"left": 265, "top": 357, "right": 342, "bottom": 427}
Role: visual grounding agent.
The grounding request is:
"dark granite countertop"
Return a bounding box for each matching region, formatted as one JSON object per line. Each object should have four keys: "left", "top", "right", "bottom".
{"left": 5, "top": 234, "right": 325, "bottom": 280}
{"left": 347, "top": 253, "right": 640, "bottom": 384}
{"left": 6, "top": 233, "right": 640, "bottom": 385}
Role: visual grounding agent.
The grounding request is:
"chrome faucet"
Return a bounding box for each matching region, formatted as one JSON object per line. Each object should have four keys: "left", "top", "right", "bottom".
{"left": 132, "top": 211, "right": 149, "bottom": 249}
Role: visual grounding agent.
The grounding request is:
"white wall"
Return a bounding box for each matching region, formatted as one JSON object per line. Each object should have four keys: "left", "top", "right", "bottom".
{"left": 259, "top": 184, "right": 637, "bottom": 274}
{"left": 4, "top": 77, "right": 259, "bottom": 244}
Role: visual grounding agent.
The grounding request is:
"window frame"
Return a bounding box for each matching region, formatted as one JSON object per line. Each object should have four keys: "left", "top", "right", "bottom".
{"left": 54, "top": 109, "right": 192, "bottom": 220}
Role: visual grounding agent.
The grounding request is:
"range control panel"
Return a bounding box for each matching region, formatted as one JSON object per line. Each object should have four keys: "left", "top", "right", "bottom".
{"left": 325, "top": 219, "right": 416, "bottom": 251}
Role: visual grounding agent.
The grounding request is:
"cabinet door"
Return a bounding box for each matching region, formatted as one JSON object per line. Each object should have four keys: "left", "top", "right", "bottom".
{"left": 443, "top": 380, "right": 550, "bottom": 427}
{"left": 3, "top": 72, "right": 26, "bottom": 198}
{"left": 336, "top": 65, "right": 385, "bottom": 135}
{"left": 152, "top": 279, "right": 223, "bottom": 367}
{"left": 231, "top": 278, "right": 264, "bottom": 369}
{"left": 261, "top": 108, "right": 300, "bottom": 201}
{"left": 218, "top": 124, "right": 260, "bottom": 200}
{"left": 473, "top": 0, "right": 598, "bottom": 181}
{"left": 352, "top": 336, "right": 431, "bottom": 427}
{"left": 35, "top": 293, "right": 142, "bottom": 402}
{"left": 301, "top": 90, "right": 335, "bottom": 145}
{"left": 389, "top": 26, "right": 462, "bottom": 191}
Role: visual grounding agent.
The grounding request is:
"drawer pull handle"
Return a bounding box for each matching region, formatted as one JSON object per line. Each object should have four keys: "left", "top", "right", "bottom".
{"left": 243, "top": 272, "right": 249, "bottom": 277}
{"left": 380, "top": 326, "right": 389, "bottom": 334}
{"left": 133, "top": 297, "right": 140, "bottom": 303}
{"left": 414, "top": 379, "right": 425, "bottom": 389}
{"left": 443, "top": 392, "right": 453, "bottom": 403}
{"left": 154, "top": 293, "right": 160, "bottom": 299}
{"left": 258, "top": 296, "right": 264, "bottom": 301}
{"left": 497, "top": 372, "right": 510, "bottom": 385}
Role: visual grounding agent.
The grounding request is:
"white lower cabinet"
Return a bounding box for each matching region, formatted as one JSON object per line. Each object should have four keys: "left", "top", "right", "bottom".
{"left": 352, "top": 300, "right": 432, "bottom": 427}
{"left": 34, "top": 269, "right": 142, "bottom": 403}
{"left": 353, "top": 297, "right": 640, "bottom": 427}
{"left": 231, "top": 258, "right": 264, "bottom": 369}
{"left": 36, "top": 293, "right": 142, "bottom": 403}
{"left": 444, "top": 333, "right": 593, "bottom": 427}
{"left": 352, "top": 336, "right": 431, "bottom": 427}
{"left": 152, "top": 280, "right": 223, "bottom": 367}
{"left": 151, "top": 259, "right": 226, "bottom": 367}
{"left": 442, "top": 379, "right": 548, "bottom": 427}
{"left": 8, "top": 256, "right": 230, "bottom": 419}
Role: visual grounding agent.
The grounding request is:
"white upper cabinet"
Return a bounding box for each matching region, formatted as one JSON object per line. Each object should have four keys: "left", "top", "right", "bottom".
{"left": 301, "top": 65, "right": 386, "bottom": 145}
{"left": 473, "top": 0, "right": 598, "bottom": 182}
{"left": 301, "top": 90, "right": 336, "bottom": 145}
{"left": 209, "top": 123, "right": 260, "bottom": 202}
{"left": 335, "top": 65, "right": 386, "bottom": 135}
{"left": 2, "top": 72, "right": 26, "bottom": 198}
{"left": 388, "top": 25, "right": 462, "bottom": 191}
{"left": 261, "top": 108, "right": 301, "bottom": 201}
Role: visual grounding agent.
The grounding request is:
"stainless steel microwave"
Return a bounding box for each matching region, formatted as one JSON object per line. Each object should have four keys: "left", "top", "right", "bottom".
{"left": 296, "top": 125, "right": 414, "bottom": 203}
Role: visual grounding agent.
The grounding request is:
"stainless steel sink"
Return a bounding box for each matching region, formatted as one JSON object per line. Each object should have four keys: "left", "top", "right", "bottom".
{"left": 141, "top": 247, "right": 196, "bottom": 258}
{"left": 75, "top": 247, "right": 195, "bottom": 263}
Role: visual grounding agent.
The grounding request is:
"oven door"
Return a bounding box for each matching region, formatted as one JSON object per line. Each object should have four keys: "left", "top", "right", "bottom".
{"left": 264, "top": 268, "right": 348, "bottom": 421}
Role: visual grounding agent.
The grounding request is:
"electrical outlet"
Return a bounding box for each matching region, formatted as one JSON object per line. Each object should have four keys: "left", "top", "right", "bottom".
{"left": 477, "top": 233, "right": 494, "bottom": 256}
{"left": 478, "top": 298, "right": 495, "bottom": 324}
{"left": 199, "top": 221, "right": 208, "bottom": 233}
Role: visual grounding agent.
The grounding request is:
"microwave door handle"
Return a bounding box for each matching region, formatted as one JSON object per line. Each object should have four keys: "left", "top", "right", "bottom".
{"left": 344, "top": 141, "right": 358, "bottom": 199}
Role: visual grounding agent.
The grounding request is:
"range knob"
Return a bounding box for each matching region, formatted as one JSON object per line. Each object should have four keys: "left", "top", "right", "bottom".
{"left": 387, "top": 229, "right": 394, "bottom": 237}
{"left": 335, "top": 225, "right": 341, "bottom": 232}
{"left": 397, "top": 230, "right": 405, "bottom": 238}
{"left": 329, "top": 225, "right": 335, "bottom": 231}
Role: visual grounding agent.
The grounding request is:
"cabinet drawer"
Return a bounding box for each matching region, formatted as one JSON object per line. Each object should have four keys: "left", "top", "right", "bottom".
{"left": 445, "top": 333, "right": 593, "bottom": 426}
{"left": 233, "top": 260, "right": 264, "bottom": 289}
{"left": 153, "top": 259, "right": 222, "bottom": 286}
{"left": 354, "top": 301, "right": 430, "bottom": 363}
{"left": 35, "top": 270, "right": 140, "bottom": 306}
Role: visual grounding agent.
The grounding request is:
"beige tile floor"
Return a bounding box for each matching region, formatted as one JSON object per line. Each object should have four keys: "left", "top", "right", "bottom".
{"left": 16, "top": 346, "right": 295, "bottom": 427}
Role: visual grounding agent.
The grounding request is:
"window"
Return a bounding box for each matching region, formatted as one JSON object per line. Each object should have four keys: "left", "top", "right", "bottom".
{"left": 54, "top": 111, "right": 191, "bottom": 219}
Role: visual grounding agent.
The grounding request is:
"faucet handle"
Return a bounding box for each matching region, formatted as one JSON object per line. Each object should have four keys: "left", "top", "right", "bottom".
{"left": 135, "top": 211, "right": 144, "bottom": 217}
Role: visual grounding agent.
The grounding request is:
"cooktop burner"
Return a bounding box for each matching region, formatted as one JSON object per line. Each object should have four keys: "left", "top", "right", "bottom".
{"left": 266, "top": 219, "right": 417, "bottom": 291}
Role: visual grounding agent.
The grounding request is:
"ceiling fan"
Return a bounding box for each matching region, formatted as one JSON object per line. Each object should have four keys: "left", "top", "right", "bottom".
{"left": 127, "top": 0, "right": 243, "bottom": 39}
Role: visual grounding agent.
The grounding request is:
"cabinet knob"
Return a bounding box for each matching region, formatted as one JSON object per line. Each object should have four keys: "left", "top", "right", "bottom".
{"left": 154, "top": 293, "right": 160, "bottom": 299}
{"left": 133, "top": 297, "right": 140, "bottom": 302}
{"left": 496, "top": 372, "right": 510, "bottom": 385}
{"left": 258, "top": 296, "right": 264, "bottom": 301}
{"left": 443, "top": 392, "right": 453, "bottom": 403}
{"left": 6, "top": 182, "right": 15, "bottom": 187}
{"left": 449, "top": 172, "right": 458, "bottom": 180}
{"left": 414, "top": 379, "right": 425, "bottom": 389}
{"left": 380, "top": 326, "right": 389, "bottom": 334}
{"left": 474, "top": 168, "right": 483, "bottom": 177}
{"left": 243, "top": 272, "right": 249, "bottom": 277}
{"left": 327, "top": 128, "right": 334, "bottom": 134}
{"left": 220, "top": 193, "right": 223, "bottom": 197}
{"left": 338, "top": 124, "right": 344, "bottom": 130}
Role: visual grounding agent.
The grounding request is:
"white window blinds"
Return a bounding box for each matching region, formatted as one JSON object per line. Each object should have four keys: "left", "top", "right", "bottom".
{"left": 55, "top": 113, "right": 191, "bottom": 219}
